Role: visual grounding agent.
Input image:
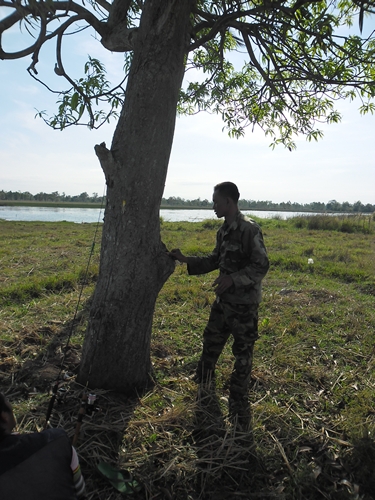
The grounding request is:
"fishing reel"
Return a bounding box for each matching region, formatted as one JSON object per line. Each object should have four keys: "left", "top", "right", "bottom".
{"left": 85, "top": 393, "right": 100, "bottom": 416}
{"left": 76, "top": 391, "right": 101, "bottom": 417}
{"left": 72, "top": 392, "right": 101, "bottom": 446}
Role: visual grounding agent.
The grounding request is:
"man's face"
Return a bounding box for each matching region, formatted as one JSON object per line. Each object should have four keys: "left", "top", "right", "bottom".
{"left": 213, "top": 190, "right": 229, "bottom": 218}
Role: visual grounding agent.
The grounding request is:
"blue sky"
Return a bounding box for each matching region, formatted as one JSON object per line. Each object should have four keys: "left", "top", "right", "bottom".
{"left": 0, "top": 9, "right": 374, "bottom": 205}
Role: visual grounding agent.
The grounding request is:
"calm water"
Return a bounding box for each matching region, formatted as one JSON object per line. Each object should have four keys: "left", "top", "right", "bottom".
{"left": 0, "top": 206, "right": 313, "bottom": 223}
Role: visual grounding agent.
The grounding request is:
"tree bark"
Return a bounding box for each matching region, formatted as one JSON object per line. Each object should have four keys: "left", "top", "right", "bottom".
{"left": 78, "top": 0, "right": 193, "bottom": 392}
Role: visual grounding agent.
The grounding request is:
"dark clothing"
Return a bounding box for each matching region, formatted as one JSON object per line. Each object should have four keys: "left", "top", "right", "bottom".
{"left": 200, "top": 300, "right": 259, "bottom": 398}
{"left": 0, "top": 428, "right": 77, "bottom": 500}
{"left": 187, "top": 212, "right": 269, "bottom": 304}
{"left": 188, "top": 212, "right": 269, "bottom": 398}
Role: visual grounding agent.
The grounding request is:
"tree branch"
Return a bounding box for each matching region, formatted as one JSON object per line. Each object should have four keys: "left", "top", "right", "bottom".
{"left": 1, "top": 2, "right": 108, "bottom": 63}
{"left": 0, "top": 1, "right": 108, "bottom": 39}
{"left": 26, "top": 17, "right": 47, "bottom": 74}
{"left": 94, "top": 0, "right": 112, "bottom": 14}
{"left": 241, "top": 28, "right": 280, "bottom": 98}
{"left": 53, "top": 21, "right": 95, "bottom": 128}
{"left": 95, "top": 142, "right": 117, "bottom": 186}
{"left": 107, "top": 0, "right": 133, "bottom": 28}
{"left": 101, "top": 0, "right": 138, "bottom": 51}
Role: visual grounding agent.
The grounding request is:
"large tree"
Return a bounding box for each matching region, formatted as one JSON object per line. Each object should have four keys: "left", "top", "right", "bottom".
{"left": 1, "top": 0, "right": 374, "bottom": 392}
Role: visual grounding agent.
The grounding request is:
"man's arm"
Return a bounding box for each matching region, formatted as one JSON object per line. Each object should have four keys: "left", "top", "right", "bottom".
{"left": 174, "top": 228, "right": 222, "bottom": 276}
{"left": 169, "top": 244, "right": 220, "bottom": 275}
{"left": 168, "top": 249, "right": 194, "bottom": 265}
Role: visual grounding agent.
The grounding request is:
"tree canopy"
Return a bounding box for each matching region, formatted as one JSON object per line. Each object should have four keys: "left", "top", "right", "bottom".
{"left": 1, "top": 0, "right": 375, "bottom": 149}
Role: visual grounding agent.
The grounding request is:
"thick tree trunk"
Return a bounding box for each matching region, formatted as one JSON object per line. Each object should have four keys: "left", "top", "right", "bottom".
{"left": 78, "top": 0, "right": 192, "bottom": 392}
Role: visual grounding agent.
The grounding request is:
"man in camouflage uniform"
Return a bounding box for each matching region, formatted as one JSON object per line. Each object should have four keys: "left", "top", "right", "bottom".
{"left": 170, "top": 182, "right": 269, "bottom": 414}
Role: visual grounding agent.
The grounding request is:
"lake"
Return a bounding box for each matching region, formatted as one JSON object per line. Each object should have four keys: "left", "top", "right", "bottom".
{"left": 0, "top": 206, "right": 315, "bottom": 223}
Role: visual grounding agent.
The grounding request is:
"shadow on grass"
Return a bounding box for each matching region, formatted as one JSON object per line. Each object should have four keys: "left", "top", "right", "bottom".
{"left": 342, "top": 437, "right": 375, "bottom": 500}
{"left": 1, "top": 312, "right": 141, "bottom": 500}
{"left": 192, "top": 385, "right": 264, "bottom": 499}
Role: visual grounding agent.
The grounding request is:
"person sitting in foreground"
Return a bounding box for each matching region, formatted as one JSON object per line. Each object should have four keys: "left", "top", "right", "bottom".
{"left": 0, "top": 392, "right": 85, "bottom": 499}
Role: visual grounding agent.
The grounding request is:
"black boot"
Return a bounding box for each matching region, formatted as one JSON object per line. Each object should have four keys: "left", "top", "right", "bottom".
{"left": 193, "top": 360, "right": 215, "bottom": 387}
{"left": 228, "top": 394, "right": 251, "bottom": 431}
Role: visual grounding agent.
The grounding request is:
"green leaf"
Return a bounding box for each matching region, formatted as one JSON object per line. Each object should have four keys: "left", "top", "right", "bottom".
{"left": 70, "top": 93, "right": 79, "bottom": 110}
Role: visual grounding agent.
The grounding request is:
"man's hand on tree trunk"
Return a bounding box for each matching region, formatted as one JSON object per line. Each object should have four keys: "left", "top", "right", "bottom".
{"left": 168, "top": 248, "right": 189, "bottom": 264}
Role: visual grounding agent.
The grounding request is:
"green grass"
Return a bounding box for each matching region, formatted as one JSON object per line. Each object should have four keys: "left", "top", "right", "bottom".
{"left": 0, "top": 221, "right": 99, "bottom": 305}
{"left": 292, "top": 213, "right": 374, "bottom": 234}
{"left": 0, "top": 215, "right": 374, "bottom": 499}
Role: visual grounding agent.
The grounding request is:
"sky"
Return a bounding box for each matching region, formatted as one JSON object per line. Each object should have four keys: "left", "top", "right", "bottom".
{"left": 0, "top": 8, "right": 374, "bottom": 205}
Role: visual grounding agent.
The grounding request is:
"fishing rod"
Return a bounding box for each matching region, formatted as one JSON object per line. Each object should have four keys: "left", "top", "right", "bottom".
{"left": 44, "top": 190, "right": 105, "bottom": 431}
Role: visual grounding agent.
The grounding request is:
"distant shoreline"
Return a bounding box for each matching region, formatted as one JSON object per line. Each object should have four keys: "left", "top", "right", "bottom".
{"left": 0, "top": 200, "right": 330, "bottom": 213}
{"left": 0, "top": 200, "right": 105, "bottom": 209}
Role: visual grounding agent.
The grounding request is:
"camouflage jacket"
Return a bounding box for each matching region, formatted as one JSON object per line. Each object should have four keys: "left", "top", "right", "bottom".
{"left": 187, "top": 212, "right": 269, "bottom": 304}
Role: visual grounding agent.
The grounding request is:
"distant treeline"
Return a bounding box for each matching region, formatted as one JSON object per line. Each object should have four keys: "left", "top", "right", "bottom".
{"left": 1, "top": 190, "right": 374, "bottom": 213}
{"left": 0, "top": 190, "right": 101, "bottom": 203}
{"left": 162, "top": 197, "right": 375, "bottom": 213}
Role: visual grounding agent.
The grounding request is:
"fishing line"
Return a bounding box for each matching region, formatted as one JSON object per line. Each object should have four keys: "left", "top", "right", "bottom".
{"left": 44, "top": 188, "right": 106, "bottom": 428}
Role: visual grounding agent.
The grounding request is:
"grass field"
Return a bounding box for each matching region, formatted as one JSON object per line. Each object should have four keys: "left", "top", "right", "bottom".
{"left": 0, "top": 215, "right": 374, "bottom": 499}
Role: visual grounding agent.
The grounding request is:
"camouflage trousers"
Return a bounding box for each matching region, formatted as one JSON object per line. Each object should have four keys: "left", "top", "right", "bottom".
{"left": 197, "top": 299, "right": 259, "bottom": 400}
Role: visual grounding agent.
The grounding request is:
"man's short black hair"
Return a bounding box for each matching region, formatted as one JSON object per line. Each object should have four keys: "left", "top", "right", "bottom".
{"left": 214, "top": 182, "right": 240, "bottom": 203}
